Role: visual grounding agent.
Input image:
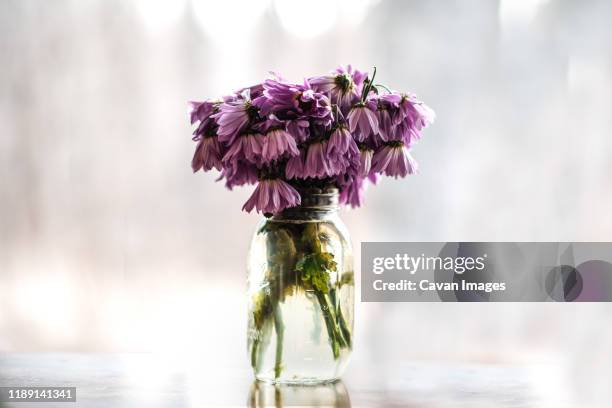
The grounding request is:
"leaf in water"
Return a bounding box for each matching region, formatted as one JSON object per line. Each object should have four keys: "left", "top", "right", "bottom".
{"left": 296, "top": 252, "right": 337, "bottom": 294}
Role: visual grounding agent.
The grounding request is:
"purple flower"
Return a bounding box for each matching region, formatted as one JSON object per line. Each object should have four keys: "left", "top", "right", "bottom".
{"left": 188, "top": 66, "right": 435, "bottom": 211}
{"left": 327, "top": 126, "right": 357, "bottom": 157}
{"left": 192, "top": 136, "right": 222, "bottom": 172}
{"left": 309, "top": 65, "right": 368, "bottom": 112}
{"left": 359, "top": 147, "right": 374, "bottom": 177}
{"left": 326, "top": 126, "right": 359, "bottom": 175}
{"left": 218, "top": 161, "right": 258, "bottom": 190}
{"left": 222, "top": 133, "right": 264, "bottom": 165}
{"left": 371, "top": 142, "right": 418, "bottom": 178}
{"left": 285, "top": 150, "right": 306, "bottom": 179}
{"left": 338, "top": 171, "right": 378, "bottom": 209}
{"left": 257, "top": 79, "right": 333, "bottom": 126}
{"left": 399, "top": 96, "right": 436, "bottom": 132}
{"left": 262, "top": 128, "right": 299, "bottom": 163}
{"left": 299, "top": 89, "right": 333, "bottom": 125}
{"left": 304, "top": 141, "right": 334, "bottom": 178}
{"left": 339, "top": 177, "right": 365, "bottom": 208}
{"left": 213, "top": 99, "right": 256, "bottom": 145}
{"left": 375, "top": 92, "right": 435, "bottom": 145}
{"left": 286, "top": 119, "right": 310, "bottom": 143}
{"left": 347, "top": 100, "right": 379, "bottom": 142}
{"left": 235, "top": 83, "right": 264, "bottom": 100}
{"left": 255, "top": 79, "right": 304, "bottom": 116}
{"left": 242, "top": 179, "right": 301, "bottom": 214}
{"left": 189, "top": 100, "right": 216, "bottom": 125}
{"left": 375, "top": 94, "right": 401, "bottom": 142}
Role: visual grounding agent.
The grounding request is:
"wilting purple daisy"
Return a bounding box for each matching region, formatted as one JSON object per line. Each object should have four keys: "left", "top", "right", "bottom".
{"left": 376, "top": 94, "right": 402, "bottom": 141}
{"left": 213, "top": 99, "right": 257, "bottom": 145}
{"left": 339, "top": 177, "right": 365, "bottom": 208}
{"left": 242, "top": 178, "right": 301, "bottom": 214}
{"left": 189, "top": 66, "right": 435, "bottom": 213}
{"left": 347, "top": 99, "right": 379, "bottom": 142}
{"left": 373, "top": 92, "right": 436, "bottom": 145}
{"left": 257, "top": 79, "right": 333, "bottom": 126}
{"left": 218, "top": 160, "right": 258, "bottom": 190}
{"left": 327, "top": 125, "right": 357, "bottom": 157}
{"left": 189, "top": 100, "right": 217, "bottom": 125}
{"left": 327, "top": 126, "right": 359, "bottom": 175}
{"left": 222, "top": 133, "right": 264, "bottom": 165}
{"left": 192, "top": 136, "right": 222, "bottom": 172}
{"left": 256, "top": 79, "right": 305, "bottom": 114}
{"left": 388, "top": 120, "right": 418, "bottom": 146}
{"left": 298, "top": 89, "right": 333, "bottom": 125}
{"left": 261, "top": 128, "right": 299, "bottom": 163}
{"left": 395, "top": 94, "right": 435, "bottom": 128}
{"left": 285, "top": 150, "right": 305, "bottom": 179}
{"left": 309, "top": 65, "right": 368, "bottom": 112}
{"left": 371, "top": 141, "right": 418, "bottom": 178}
{"left": 304, "top": 141, "right": 333, "bottom": 178}
{"left": 286, "top": 119, "right": 310, "bottom": 143}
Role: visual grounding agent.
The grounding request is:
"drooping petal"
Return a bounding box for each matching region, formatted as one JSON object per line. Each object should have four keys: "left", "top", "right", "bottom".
{"left": 304, "top": 141, "right": 334, "bottom": 178}
{"left": 348, "top": 104, "right": 379, "bottom": 142}
{"left": 371, "top": 143, "right": 418, "bottom": 178}
{"left": 213, "top": 100, "right": 253, "bottom": 144}
{"left": 242, "top": 179, "right": 301, "bottom": 214}
{"left": 192, "top": 137, "right": 222, "bottom": 172}
{"left": 261, "top": 129, "right": 299, "bottom": 163}
{"left": 359, "top": 148, "right": 374, "bottom": 177}
{"left": 285, "top": 150, "right": 305, "bottom": 179}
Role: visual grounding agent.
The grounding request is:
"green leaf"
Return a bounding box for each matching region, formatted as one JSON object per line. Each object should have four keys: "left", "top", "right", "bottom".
{"left": 296, "top": 251, "right": 337, "bottom": 294}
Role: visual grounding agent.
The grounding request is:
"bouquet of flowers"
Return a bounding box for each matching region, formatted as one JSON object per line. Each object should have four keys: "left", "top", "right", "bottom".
{"left": 189, "top": 66, "right": 434, "bottom": 381}
{"left": 189, "top": 66, "right": 434, "bottom": 214}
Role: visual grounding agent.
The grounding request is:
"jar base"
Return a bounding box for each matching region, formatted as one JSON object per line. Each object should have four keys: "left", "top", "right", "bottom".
{"left": 254, "top": 376, "right": 340, "bottom": 386}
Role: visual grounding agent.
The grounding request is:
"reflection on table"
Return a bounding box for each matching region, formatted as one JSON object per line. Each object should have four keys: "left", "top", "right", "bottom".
{"left": 247, "top": 380, "right": 351, "bottom": 408}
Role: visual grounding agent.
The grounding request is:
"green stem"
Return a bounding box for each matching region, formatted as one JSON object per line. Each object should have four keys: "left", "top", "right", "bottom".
{"left": 250, "top": 338, "right": 259, "bottom": 369}
{"left": 315, "top": 290, "right": 340, "bottom": 359}
{"left": 336, "top": 305, "right": 352, "bottom": 348}
{"left": 253, "top": 318, "right": 273, "bottom": 374}
{"left": 330, "top": 288, "right": 352, "bottom": 348}
{"left": 376, "top": 83, "right": 392, "bottom": 93}
{"left": 361, "top": 66, "right": 377, "bottom": 102}
{"left": 273, "top": 304, "right": 284, "bottom": 379}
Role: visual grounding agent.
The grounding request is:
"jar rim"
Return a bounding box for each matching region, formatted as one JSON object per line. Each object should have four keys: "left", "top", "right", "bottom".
{"left": 272, "top": 187, "right": 339, "bottom": 219}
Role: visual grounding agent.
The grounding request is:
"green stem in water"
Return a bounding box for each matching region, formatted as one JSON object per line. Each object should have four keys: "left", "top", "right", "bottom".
{"left": 336, "top": 305, "right": 352, "bottom": 349}
{"left": 273, "top": 304, "right": 284, "bottom": 379}
{"left": 330, "top": 288, "right": 352, "bottom": 349}
{"left": 250, "top": 338, "right": 259, "bottom": 369}
{"left": 252, "top": 317, "right": 273, "bottom": 374}
{"left": 315, "top": 290, "right": 340, "bottom": 359}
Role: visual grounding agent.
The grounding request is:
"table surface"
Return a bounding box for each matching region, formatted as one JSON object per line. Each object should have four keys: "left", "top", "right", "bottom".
{"left": 0, "top": 353, "right": 566, "bottom": 408}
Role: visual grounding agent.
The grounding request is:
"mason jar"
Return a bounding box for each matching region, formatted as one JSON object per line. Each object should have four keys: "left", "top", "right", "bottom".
{"left": 246, "top": 187, "right": 354, "bottom": 384}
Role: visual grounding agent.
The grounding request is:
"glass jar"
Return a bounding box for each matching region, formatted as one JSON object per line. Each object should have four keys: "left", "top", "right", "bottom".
{"left": 246, "top": 188, "right": 354, "bottom": 384}
{"left": 248, "top": 379, "right": 351, "bottom": 407}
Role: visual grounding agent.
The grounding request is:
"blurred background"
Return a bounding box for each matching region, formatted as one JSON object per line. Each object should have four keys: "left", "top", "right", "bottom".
{"left": 1, "top": 0, "right": 612, "bottom": 406}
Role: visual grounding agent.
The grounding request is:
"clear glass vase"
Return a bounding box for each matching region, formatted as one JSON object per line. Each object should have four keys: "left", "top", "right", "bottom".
{"left": 246, "top": 188, "right": 354, "bottom": 384}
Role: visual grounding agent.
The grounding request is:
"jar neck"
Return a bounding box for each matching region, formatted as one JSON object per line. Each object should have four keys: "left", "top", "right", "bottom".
{"left": 272, "top": 187, "right": 339, "bottom": 221}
